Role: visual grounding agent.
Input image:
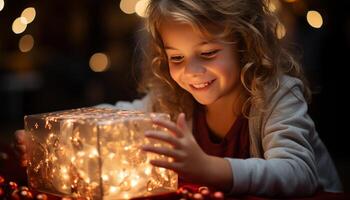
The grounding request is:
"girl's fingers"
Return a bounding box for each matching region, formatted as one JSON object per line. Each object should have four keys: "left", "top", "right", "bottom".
{"left": 145, "top": 131, "right": 181, "bottom": 148}
{"left": 13, "top": 146, "right": 28, "bottom": 167}
{"left": 15, "top": 130, "right": 26, "bottom": 144}
{"left": 15, "top": 144, "right": 26, "bottom": 153}
{"left": 142, "top": 145, "right": 184, "bottom": 161}
{"left": 149, "top": 160, "right": 183, "bottom": 172}
{"left": 152, "top": 119, "right": 184, "bottom": 138}
{"left": 20, "top": 159, "right": 28, "bottom": 167}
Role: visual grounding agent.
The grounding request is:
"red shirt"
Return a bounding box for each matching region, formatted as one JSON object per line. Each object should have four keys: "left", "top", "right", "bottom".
{"left": 178, "top": 104, "right": 250, "bottom": 187}
{"left": 192, "top": 104, "right": 250, "bottom": 159}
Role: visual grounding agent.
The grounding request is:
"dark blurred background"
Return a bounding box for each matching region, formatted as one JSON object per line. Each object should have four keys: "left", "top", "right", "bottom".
{"left": 0, "top": 0, "right": 349, "bottom": 192}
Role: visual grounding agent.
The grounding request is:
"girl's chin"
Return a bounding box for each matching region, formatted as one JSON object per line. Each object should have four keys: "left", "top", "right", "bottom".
{"left": 192, "top": 96, "right": 216, "bottom": 105}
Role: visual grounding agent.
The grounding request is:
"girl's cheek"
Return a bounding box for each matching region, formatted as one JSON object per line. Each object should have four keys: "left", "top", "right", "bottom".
{"left": 169, "top": 68, "right": 178, "bottom": 82}
{"left": 169, "top": 65, "right": 179, "bottom": 77}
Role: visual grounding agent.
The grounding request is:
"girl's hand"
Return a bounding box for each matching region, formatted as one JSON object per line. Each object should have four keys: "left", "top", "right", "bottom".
{"left": 142, "top": 113, "right": 212, "bottom": 184}
{"left": 13, "top": 130, "right": 28, "bottom": 167}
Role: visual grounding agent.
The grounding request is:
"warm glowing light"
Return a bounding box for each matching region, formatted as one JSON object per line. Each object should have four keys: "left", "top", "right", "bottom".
{"left": 276, "top": 23, "right": 286, "bottom": 39}
{"left": 102, "top": 174, "right": 109, "bottom": 181}
{"left": 135, "top": 0, "right": 149, "bottom": 17}
{"left": 19, "top": 34, "right": 34, "bottom": 52}
{"left": 268, "top": 0, "right": 281, "bottom": 12}
{"left": 307, "top": 10, "right": 323, "bottom": 29}
{"left": 108, "top": 153, "right": 115, "bottom": 159}
{"left": 117, "top": 171, "right": 128, "bottom": 181}
{"left": 89, "top": 52, "right": 110, "bottom": 72}
{"left": 120, "top": 0, "right": 139, "bottom": 14}
{"left": 21, "top": 7, "right": 36, "bottom": 24}
{"left": 77, "top": 151, "right": 85, "bottom": 157}
{"left": 131, "top": 178, "right": 139, "bottom": 187}
{"left": 123, "top": 193, "right": 130, "bottom": 199}
{"left": 0, "top": 0, "right": 4, "bottom": 12}
{"left": 109, "top": 186, "right": 118, "bottom": 193}
{"left": 62, "top": 174, "right": 69, "bottom": 180}
{"left": 12, "top": 17, "right": 27, "bottom": 34}
{"left": 85, "top": 178, "right": 91, "bottom": 183}
{"left": 61, "top": 166, "right": 68, "bottom": 174}
{"left": 89, "top": 149, "right": 99, "bottom": 158}
{"left": 284, "top": 0, "right": 297, "bottom": 3}
{"left": 25, "top": 108, "right": 177, "bottom": 199}
{"left": 144, "top": 166, "right": 151, "bottom": 175}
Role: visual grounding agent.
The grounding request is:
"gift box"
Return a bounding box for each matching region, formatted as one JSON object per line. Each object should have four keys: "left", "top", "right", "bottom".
{"left": 24, "top": 107, "right": 177, "bottom": 199}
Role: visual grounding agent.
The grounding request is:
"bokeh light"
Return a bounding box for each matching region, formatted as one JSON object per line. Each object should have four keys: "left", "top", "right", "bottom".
{"left": 135, "top": 0, "right": 149, "bottom": 17}
{"left": 19, "top": 34, "right": 34, "bottom": 52}
{"left": 276, "top": 22, "right": 286, "bottom": 39}
{"left": 119, "top": 0, "right": 139, "bottom": 14}
{"left": 89, "top": 53, "right": 110, "bottom": 72}
{"left": 21, "top": 7, "right": 36, "bottom": 24}
{"left": 307, "top": 10, "right": 323, "bottom": 29}
{"left": 12, "top": 17, "right": 28, "bottom": 34}
{"left": 0, "top": 0, "right": 4, "bottom": 12}
{"left": 268, "top": 0, "right": 281, "bottom": 13}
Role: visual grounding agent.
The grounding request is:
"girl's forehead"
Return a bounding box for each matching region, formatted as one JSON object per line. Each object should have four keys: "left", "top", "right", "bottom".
{"left": 158, "top": 18, "right": 220, "bottom": 39}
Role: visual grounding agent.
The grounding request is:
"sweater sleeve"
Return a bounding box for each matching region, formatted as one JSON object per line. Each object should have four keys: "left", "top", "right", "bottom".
{"left": 225, "top": 84, "right": 319, "bottom": 197}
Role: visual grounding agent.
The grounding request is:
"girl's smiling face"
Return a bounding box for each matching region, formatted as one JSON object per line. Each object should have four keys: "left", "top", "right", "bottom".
{"left": 160, "top": 20, "right": 242, "bottom": 107}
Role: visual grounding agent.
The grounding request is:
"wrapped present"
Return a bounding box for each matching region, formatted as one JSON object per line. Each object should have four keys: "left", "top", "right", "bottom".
{"left": 24, "top": 107, "right": 177, "bottom": 199}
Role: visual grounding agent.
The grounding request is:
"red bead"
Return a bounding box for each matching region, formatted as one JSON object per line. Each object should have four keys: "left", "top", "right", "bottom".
{"left": 19, "top": 186, "right": 30, "bottom": 191}
{"left": 198, "top": 186, "right": 209, "bottom": 193}
{"left": 11, "top": 188, "right": 34, "bottom": 200}
{"left": 35, "top": 193, "right": 48, "bottom": 200}
{"left": 8, "top": 181, "right": 18, "bottom": 190}
{"left": 193, "top": 193, "right": 203, "bottom": 199}
{"left": 176, "top": 187, "right": 184, "bottom": 194}
{"left": 199, "top": 188, "right": 210, "bottom": 197}
{"left": 187, "top": 193, "right": 193, "bottom": 198}
{"left": 181, "top": 188, "right": 189, "bottom": 198}
{"left": 10, "top": 189, "right": 21, "bottom": 200}
{"left": 20, "top": 190, "right": 33, "bottom": 198}
{"left": 213, "top": 191, "right": 224, "bottom": 199}
{"left": 0, "top": 188, "right": 4, "bottom": 197}
{"left": 0, "top": 175, "right": 5, "bottom": 186}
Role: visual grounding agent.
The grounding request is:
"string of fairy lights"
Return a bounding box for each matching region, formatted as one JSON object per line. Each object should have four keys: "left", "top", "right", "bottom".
{"left": 0, "top": 0, "right": 324, "bottom": 73}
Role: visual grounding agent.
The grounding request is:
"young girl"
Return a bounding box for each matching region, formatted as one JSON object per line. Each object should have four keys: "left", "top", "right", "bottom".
{"left": 122, "top": 0, "right": 342, "bottom": 196}
{"left": 15, "top": 0, "right": 342, "bottom": 197}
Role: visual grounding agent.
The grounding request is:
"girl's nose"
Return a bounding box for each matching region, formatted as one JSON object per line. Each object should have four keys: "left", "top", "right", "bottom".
{"left": 184, "top": 59, "right": 206, "bottom": 76}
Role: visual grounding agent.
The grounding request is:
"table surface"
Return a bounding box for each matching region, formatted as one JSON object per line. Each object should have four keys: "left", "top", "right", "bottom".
{"left": 1, "top": 141, "right": 349, "bottom": 200}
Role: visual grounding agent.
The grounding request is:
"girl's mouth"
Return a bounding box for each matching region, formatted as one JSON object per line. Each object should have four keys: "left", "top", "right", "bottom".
{"left": 190, "top": 79, "right": 216, "bottom": 90}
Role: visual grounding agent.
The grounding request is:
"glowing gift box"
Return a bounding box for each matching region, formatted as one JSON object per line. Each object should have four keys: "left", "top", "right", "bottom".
{"left": 24, "top": 107, "right": 177, "bottom": 199}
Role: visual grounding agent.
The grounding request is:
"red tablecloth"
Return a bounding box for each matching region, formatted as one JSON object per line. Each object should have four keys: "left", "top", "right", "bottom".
{"left": 1, "top": 142, "right": 349, "bottom": 200}
{"left": 29, "top": 189, "right": 350, "bottom": 200}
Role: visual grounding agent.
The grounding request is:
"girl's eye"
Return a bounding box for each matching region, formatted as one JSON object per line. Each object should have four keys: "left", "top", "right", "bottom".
{"left": 169, "top": 55, "right": 184, "bottom": 63}
{"left": 201, "top": 50, "right": 220, "bottom": 58}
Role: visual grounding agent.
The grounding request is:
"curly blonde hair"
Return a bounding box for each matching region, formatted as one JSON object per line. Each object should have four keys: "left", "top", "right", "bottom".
{"left": 138, "top": 0, "right": 311, "bottom": 120}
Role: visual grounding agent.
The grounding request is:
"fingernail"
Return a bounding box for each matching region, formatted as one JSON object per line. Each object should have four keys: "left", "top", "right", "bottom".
{"left": 15, "top": 130, "right": 25, "bottom": 137}
{"left": 181, "top": 113, "right": 186, "bottom": 119}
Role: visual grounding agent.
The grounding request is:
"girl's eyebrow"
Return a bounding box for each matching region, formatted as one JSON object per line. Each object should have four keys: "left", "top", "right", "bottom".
{"left": 164, "top": 41, "right": 215, "bottom": 50}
